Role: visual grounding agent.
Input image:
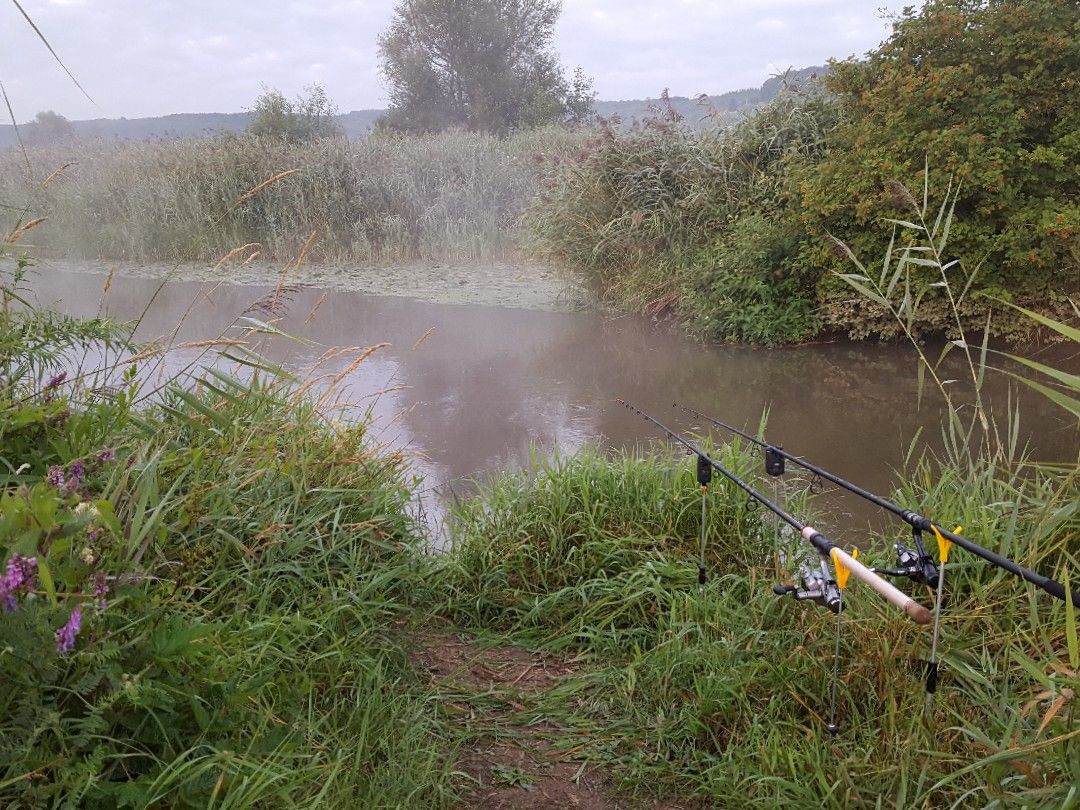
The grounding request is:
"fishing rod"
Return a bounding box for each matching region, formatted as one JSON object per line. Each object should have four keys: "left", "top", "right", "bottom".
{"left": 617, "top": 399, "right": 932, "bottom": 626}
{"left": 675, "top": 403, "right": 1080, "bottom": 606}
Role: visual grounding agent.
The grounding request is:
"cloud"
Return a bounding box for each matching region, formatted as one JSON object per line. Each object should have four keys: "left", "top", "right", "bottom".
{"left": 3, "top": 0, "right": 909, "bottom": 120}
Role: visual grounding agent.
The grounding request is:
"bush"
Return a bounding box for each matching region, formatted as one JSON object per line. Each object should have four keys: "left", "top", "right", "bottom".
{"left": 799, "top": 0, "right": 1080, "bottom": 339}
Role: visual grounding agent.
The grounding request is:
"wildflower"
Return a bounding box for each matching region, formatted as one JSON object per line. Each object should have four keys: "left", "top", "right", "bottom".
{"left": 95, "top": 447, "right": 116, "bottom": 463}
{"left": 43, "top": 372, "right": 67, "bottom": 403}
{"left": 47, "top": 465, "right": 65, "bottom": 489}
{"left": 91, "top": 571, "right": 109, "bottom": 611}
{"left": 1, "top": 554, "right": 38, "bottom": 613}
{"left": 87, "top": 528, "right": 99, "bottom": 544}
{"left": 54, "top": 606, "right": 82, "bottom": 654}
{"left": 80, "top": 546, "right": 96, "bottom": 565}
{"left": 61, "top": 460, "right": 86, "bottom": 496}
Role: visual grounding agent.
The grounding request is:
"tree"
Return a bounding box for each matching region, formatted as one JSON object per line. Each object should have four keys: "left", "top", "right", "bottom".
{"left": 247, "top": 84, "right": 343, "bottom": 143}
{"left": 377, "top": 0, "right": 594, "bottom": 133}
{"left": 799, "top": 0, "right": 1080, "bottom": 339}
{"left": 25, "top": 110, "right": 75, "bottom": 145}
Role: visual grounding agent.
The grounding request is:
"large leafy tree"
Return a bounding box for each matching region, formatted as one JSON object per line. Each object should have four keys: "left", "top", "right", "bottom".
{"left": 378, "top": 0, "right": 593, "bottom": 133}
{"left": 800, "top": 0, "right": 1080, "bottom": 338}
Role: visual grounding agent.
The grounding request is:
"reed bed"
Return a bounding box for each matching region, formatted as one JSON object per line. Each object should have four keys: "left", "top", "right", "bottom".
{"left": 0, "top": 127, "right": 586, "bottom": 265}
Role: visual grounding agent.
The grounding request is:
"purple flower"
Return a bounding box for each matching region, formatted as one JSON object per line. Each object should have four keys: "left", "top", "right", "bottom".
{"left": 54, "top": 606, "right": 82, "bottom": 654}
{"left": 95, "top": 447, "right": 116, "bottom": 463}
{"left": 87, "top": 527, "right": 100, "bottom": 543}
{"left": 63, "top": 461, "right": 86, "bottom": 495}
{"left": 47, "top": 465, "right": 65, "bottom": 489}
{"left": 43, "top": 373, "right": 67, "bottom": 403}
{"left": 91, "top": 571, "right": 110, "bottom": 611}
{"left": 0, "top": 553, "right": 38, "bottom": 613}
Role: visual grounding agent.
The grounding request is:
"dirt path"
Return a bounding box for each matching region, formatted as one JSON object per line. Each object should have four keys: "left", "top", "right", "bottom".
{"left": 410, "top": 630, "right": 637, "bottom": 809}
{"left": 35, "top": 257, "right": 590, "bottom": 312}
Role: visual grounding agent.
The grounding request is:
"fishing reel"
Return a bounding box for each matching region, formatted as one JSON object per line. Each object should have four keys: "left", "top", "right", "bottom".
{"left": 880, "top": 527, "right": 938, "bottom": 587}
{"left": 773, "top": 559, "right": 842, "bottom": 614}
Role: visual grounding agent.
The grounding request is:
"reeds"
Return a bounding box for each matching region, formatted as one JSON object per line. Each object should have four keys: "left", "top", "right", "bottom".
{"left": 0, "top": 127, "right": 586, "bottom": 265}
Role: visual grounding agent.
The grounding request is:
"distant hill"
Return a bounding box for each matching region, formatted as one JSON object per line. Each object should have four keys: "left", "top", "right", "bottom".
{"left": 594, "top": 66, "right": 828, "bottom": 128}
{"left": 0, "top": 67, "right": 826, "bottom": 148}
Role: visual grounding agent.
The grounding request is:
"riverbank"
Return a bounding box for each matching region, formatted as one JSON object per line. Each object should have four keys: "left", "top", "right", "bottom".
{"left": 5, "top": 241, "right": 1079, "bottom": 805}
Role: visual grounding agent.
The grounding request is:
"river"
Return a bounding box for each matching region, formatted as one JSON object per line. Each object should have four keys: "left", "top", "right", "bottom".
{"left": 25, "top": 264, "right": 1079, "bottom": 545}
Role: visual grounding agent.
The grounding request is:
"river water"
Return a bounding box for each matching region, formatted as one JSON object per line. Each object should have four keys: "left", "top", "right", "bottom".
{"left": 26, "top": 267, "right": 1079, "bottom": 544}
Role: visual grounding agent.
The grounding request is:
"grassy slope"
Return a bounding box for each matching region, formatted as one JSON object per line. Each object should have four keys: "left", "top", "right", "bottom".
{"left": 431, "top": 448, "right": 1080, "bottom": 808}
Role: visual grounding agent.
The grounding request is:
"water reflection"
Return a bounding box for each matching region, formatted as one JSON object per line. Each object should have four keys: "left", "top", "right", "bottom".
{"left": 27, "top": 268, "right": 1079, "bottom": 542}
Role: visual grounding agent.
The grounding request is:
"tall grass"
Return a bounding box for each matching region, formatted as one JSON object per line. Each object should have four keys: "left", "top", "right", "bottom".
{"left": 527, "top": 91, "right": 836, "bottom": 343}
{"left": 0, "top": 127, "right": 586, "bottom": 265}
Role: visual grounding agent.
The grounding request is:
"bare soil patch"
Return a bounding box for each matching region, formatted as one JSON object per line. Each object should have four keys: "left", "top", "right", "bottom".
{"left": 410, "top": 630, "right": 629, "bottom": 809}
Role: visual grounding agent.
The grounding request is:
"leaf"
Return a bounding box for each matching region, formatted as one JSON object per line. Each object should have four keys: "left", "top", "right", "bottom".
{"left": 999, "top": 353, "right": 1080, "bottom": 393}
{"left": 36, "top": 557, "right": 57, "bottom": 606}
{"left": 833, "top": 273, "right": 888, "bottom": 306}
{"left": 990, "top": 299, "right": 1080, "bottom": 343}
{"left": 1037, "top": 689, "right": 1074, "bottom": 736}
{"left": 884, "top": 218, "right": 925, "bottom": 231}
{"left": 1006, "top": 373, "right": 1080, "bottom": 420}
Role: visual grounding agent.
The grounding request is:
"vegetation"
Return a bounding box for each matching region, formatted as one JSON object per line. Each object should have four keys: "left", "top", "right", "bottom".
{"left": 530, "top": 0, "right": 1080, "bottom": 344}
{"left": 0, "top": 126, "right": 586, "bottom": 264}
{"left": 2, "top": 208, "right": 1078, "bottom": 805}
{"left": 529, "top": 89, "right": 835, "bottom": 343}
{"left": 23, "top": 111, "right": 75, "bottom": 145}
{"left": 378, "top": 0, "right": 594, "bottom": 133}
{"left": 804, "top": 0, "right": 1080, "bottom": 340}
{"left": 246, "top": 84, "right": 343, "bottom": 143}
{"left": 0, "top": 243, "right": 459, "bottom": 806}
{"left": 435, "top": 444, "right": 1079, "bottom": 806}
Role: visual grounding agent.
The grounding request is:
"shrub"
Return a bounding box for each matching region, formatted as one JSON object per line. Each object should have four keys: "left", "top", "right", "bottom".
{"left": 800, "top": 0, "right": 1080, "bottom": 339}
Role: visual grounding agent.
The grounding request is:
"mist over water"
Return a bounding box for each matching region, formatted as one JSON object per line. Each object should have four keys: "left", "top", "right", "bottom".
{"left": 27, "top": 267, "right": 1079, "bottom": 542}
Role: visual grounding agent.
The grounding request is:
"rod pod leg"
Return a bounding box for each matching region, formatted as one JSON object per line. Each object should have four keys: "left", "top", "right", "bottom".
{"left": 696, "top": 456, "right": 712, "bottom": 591}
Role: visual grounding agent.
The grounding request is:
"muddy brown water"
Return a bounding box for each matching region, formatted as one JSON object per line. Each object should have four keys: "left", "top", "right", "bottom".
{"left": 26, "top": 267, "right": 1079, "bottom": 545}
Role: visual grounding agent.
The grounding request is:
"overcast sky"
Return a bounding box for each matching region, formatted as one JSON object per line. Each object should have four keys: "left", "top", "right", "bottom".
{"left": 3, "top": 0, "right": 911, "bottom": 122}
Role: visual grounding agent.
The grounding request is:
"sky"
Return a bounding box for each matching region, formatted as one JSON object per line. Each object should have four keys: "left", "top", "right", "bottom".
{"left": 2, "top": 0, "right": 912, "bottom": 122}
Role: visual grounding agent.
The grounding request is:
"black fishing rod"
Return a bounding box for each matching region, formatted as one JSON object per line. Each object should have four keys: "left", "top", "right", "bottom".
{"left": 617, "top": 399, "right": 932, "bottom": 626}
{"left": 676, "top": 403, "right": 1080, "bottom": 605}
